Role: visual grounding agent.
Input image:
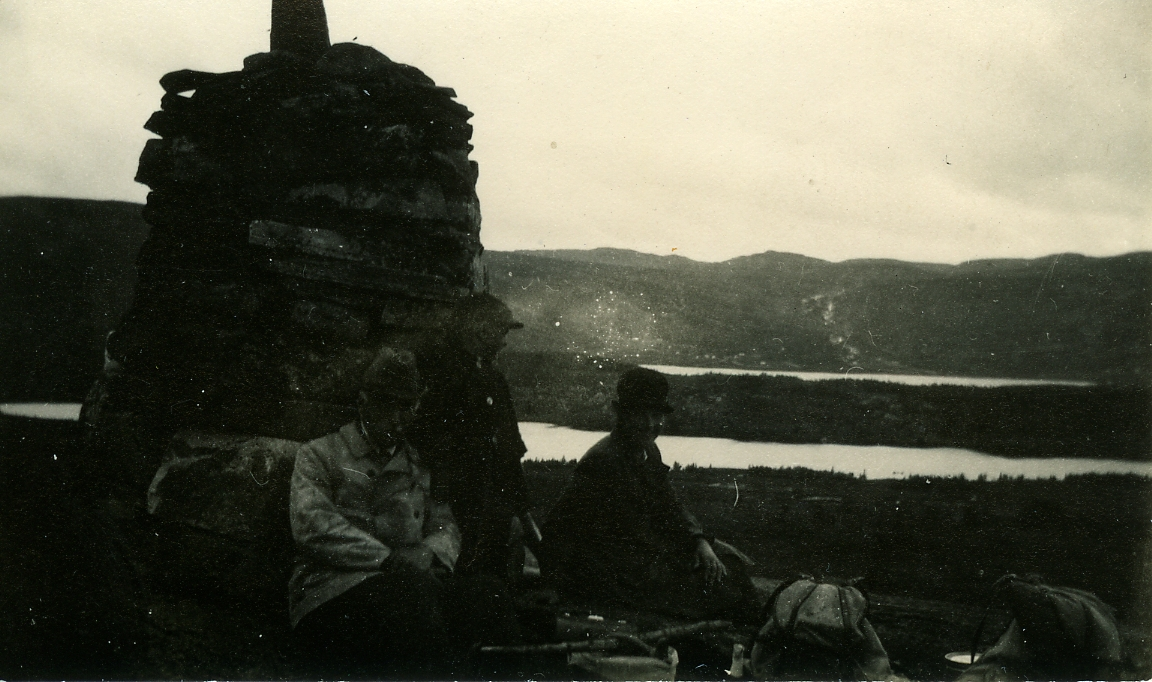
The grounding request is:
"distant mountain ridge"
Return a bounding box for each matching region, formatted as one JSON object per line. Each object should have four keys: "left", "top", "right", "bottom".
{"left": 488, "top": 248, "right": 1150, "bottom": 384}
{"left": 1, "top": 197, "right": 148, "bottom": 401}
{"left": 1, "top": 196, "right": 1147, "bottom": 400}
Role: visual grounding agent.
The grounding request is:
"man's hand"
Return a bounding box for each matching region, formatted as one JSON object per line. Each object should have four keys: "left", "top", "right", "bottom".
{"left": 389, "top": 544, "right": 434, "bottom": 572}
{"left": 693, "top": 538, "right": 727, "bottom": 587}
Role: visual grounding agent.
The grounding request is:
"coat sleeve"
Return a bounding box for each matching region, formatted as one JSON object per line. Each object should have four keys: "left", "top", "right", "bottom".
{"left": 494, "top": 375, "right": 532, "bottom": 514}
{"left": 540, "top": 450, "right": 623, "bottom": 561}
{"left": 538, "top": 460, "right": 596, "bottom": 574}
{"left": 290, "top": 444, "right": 392, "bottom": 570}
{"left": 648, "top": 445, "right": 707, "bottom": 548}
{"left": 422, "top": 499, "right": 461, "bottom": 571}
{"left": 675, "top": 503, "right": 707, "bottom": 543}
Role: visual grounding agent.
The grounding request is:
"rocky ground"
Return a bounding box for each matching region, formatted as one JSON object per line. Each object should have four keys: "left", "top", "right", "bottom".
{"left": 1, "top": 413, "right": 1148, "bottom": 680}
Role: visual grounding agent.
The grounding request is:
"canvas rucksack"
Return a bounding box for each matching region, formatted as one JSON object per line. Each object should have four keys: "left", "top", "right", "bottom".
{"left": 959, "top": 574, "right": 1123, "bottom": 682}
{"left": 750, "top": 576, "right": 896, "bottom": 681}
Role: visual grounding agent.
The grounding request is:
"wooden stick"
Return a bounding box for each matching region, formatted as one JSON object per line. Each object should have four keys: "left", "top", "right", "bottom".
{"left": 477, "top": 637, "right": 630, "bottom": 656}
{"left": 636, "top": 619, "right": 734, "bottom": 642}
{"left": 477, "top": 620, "right": 733, "bottom": 656}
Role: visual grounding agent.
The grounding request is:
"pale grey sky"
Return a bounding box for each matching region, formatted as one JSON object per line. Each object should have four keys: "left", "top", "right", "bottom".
{"left": 0, "top": 1, "right": 1147, "bottom": 263}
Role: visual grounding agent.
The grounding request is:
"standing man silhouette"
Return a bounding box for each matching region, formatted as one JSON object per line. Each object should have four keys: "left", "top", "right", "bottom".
{"left": 412, "top": 293, "right": 541, "bottom": 579}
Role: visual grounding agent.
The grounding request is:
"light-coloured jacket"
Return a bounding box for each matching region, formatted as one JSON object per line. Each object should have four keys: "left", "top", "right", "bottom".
{"left": 288, "top": 422, "right": 460, "bottom": 627}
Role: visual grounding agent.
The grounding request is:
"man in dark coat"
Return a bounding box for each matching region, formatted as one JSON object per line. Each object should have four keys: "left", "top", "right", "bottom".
{"left": 411, "top": 293, "right": 540, "bottom": 578}
{"left": 541, "top": 367, "right": 757, "bottom": 622}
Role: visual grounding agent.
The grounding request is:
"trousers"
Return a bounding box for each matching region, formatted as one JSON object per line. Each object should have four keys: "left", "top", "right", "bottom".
{"left": 293, "top": 559, "right": 519, "bottom": 679}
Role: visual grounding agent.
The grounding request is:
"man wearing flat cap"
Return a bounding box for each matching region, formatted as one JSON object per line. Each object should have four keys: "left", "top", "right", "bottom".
{"left": 411, "top": 293, "right": 540, "bottom": 579}
{"left": 541, "top": 367, "right": 757, "bottom": 622}
{"left": 288, "top": 347, "right": 515, "bottom": 677}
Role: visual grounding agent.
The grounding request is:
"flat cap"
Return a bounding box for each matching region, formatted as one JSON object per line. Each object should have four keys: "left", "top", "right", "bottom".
{"left": 361, "top": 347, "right": 420, "bottom": 401}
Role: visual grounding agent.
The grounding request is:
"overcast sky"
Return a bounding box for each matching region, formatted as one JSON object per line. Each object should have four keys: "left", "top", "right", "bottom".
{"left": 0, "top": 1, "right": 1147, "bottom": 263}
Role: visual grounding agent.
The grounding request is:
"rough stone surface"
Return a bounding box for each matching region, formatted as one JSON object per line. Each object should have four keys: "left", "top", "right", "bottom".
{"left": 85, "top": 39, "right": 486, "bottom": 496}
{"left": 73, "top": 29, "right": 499, "bottom": 665}
{"left": 141, "top": 432, "right": 303, "bottom": 606}
{"left": 147, "top": 432, "right": 300, "bottom": 543}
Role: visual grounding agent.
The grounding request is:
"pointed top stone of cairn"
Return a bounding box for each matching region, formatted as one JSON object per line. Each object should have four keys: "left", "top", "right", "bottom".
{"left": 270, "top": 0, "right": 331, "bottom": 61}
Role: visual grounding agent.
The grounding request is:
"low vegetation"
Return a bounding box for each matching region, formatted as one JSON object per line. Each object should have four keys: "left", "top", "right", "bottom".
{"left": 525, "top": 461, "right": 1152, "bottom": 677}
{"left": 526, "top": 461, "right": 1150, "bottom": 620}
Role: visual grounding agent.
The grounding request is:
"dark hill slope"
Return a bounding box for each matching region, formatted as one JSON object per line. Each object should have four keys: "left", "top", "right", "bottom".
{"left": 1, "top": 196, "right": 1148, "bottom": 400}
{"left": 0, "top": 197, "right": 150, "bottom": 400}
{"left": 488, "top": 249, "right": 1151, "bottom": 382}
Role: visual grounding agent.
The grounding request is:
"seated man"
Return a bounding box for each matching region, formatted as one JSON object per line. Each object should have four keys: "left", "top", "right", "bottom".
{"left": 288, "top": 347, "right": 515, "bottom": 678}
{"left": 541, "top": 367, "right": 758, "bottom": 624}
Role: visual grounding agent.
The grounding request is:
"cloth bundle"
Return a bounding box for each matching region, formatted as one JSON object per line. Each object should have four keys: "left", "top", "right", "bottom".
{"left": 959, "top": 574, "right": 1123, "bottom": 682}
{"left": 750, "top": 577, "right": 895, "bottom": 681}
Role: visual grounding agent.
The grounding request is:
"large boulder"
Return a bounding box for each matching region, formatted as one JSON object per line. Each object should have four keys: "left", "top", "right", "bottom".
{"left": 145, "top": 432, "right": 302, "bottom": 603}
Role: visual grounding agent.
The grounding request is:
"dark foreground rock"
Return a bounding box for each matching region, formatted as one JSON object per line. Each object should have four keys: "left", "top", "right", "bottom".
{"left": 0, "top": 413, "right": 297, "bottom": 678}
{"left": 4, "top": 413, "right": 1150, "bottom": 680}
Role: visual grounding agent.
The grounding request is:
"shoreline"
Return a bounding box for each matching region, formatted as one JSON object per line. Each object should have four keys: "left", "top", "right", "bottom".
{"left": 518, "top": 421, "right": 1152, "bottom": 480}
{"left": 501, "top": 352, "right": 1152, "bottom": 463}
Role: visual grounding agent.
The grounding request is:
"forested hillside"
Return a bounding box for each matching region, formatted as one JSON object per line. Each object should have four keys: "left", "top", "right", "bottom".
{"left": 488, "top": 248, "right": 1150, "bottom": 383}
{"left": 2, "top": 196, "right": 1148, "bottom": 400}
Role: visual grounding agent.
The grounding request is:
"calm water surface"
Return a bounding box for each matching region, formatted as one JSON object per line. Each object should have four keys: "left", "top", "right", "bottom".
{"left": 5, "top": 404, "right": 1145, "bottom": 480}
{"left": 1, "top": 402, "right": 82, "bottom": 420}
{"left": 518, "top": 422, "right": 1151, "bottom": 480}
{"left": 643, "top": 364, "right": 1094, "bottom": 388}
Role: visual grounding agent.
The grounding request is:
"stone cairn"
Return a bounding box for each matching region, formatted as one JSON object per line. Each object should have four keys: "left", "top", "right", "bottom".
{"left": 80, "top": 0, "right": 487, "bottom": 613}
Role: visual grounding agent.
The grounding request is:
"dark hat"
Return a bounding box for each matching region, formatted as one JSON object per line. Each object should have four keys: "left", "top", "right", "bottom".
{"left": 455, "top": 292, "right": 524, "bottom": 330}
{"left": 361, "top": 347, "right": 421, "bottom": 401}
{"left": 616, "top": 367, "right": 674, "bottom": 414}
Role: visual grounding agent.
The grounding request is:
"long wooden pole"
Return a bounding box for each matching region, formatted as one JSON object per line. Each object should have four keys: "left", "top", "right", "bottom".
{"left": 477, "top": 620, "right": 733, "bottom": 656}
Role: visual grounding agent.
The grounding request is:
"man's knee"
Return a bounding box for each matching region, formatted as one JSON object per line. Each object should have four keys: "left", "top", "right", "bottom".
{"left": 445, "top": 574, "right": 521, "bottom": 646}
{"left": 292, "top": 566, "right": 448, "bottom": 671}
{"left": 368, "top": 560, "right": 448, "bottom": 636}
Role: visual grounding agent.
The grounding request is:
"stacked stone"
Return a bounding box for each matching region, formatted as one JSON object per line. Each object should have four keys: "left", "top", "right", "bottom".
{"left": 77, "top": 2, "right": 499, "bottom": 640}
{"left": 96, "top": 41, "right": 483, "bottom": 459}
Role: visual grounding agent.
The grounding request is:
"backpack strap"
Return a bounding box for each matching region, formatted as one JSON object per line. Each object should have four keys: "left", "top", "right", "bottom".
{"left": 1080, "top": 593, "right": 1098, "bottom": 655}
{"left": 971, "top": 574, "right": 1018, "bottom": 663}
{"left": 837, "top": 583, "right": 852, "bottom": 647}
{"left": 760, "top": 574, "right": 810, "bottom": 625}
{"left": 847, "top": 576, "right": 870, "bottom": 619}
{"left": 784, "top": 582, "right": 822, "bottom": 639}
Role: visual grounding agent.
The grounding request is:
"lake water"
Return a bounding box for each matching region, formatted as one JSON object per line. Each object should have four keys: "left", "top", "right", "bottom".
{"left": 518, "top": 423, "right": 1152, "bottom": 480}
{"left": 4, "top": 403, "right": 1146, "bottom": 480}
{"left": 643, "top": 364, "right": 1094, "bottom": 388}
{"left": 1, "top": 402, "right": 83, "bottom": 420}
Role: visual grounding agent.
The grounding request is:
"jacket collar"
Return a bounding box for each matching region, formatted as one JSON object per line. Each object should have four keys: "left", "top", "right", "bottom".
{"left": 610, "top": 430, "right": 652, "bottom": 465}
{"left": 340, "top": 422, "right": 408, "bottom": 463}
{"left": 437, "top": 342, "right": 485, "bottom": 373}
